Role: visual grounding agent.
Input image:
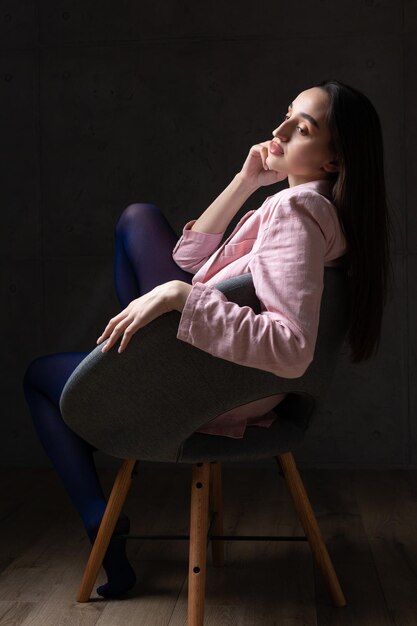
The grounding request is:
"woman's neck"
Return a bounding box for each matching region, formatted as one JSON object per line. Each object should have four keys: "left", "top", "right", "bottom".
{"left": 287, "top": 172, "right": 331, "bottom": 187}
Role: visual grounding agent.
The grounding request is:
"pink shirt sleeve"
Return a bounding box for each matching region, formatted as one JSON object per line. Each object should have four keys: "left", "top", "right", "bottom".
{"left": 171, "top": 219, "right": 225, "bottom": 274}
{"left": 175, "top": 193, "right": 328, "bottom": 379}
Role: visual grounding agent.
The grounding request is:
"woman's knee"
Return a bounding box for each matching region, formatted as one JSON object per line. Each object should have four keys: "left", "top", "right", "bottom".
{"left": 115, "top": 203, "right": 162, "bottom": 234}
{"left": 22, "top": 352, "right": 87, "bottom": 398}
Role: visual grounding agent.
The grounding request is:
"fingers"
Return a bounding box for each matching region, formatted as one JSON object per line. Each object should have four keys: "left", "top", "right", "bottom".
{"left": 117, "top": 323, "right": 136, "bottom": 354}
{"left": 260, "top": 145, "right": 269, "bottom": 170}
{"left": 257, "top": 141, "right": 271, "bottom": 170}
{"left": 97, "top": 312, "right": 125, "bottom": 344}
{"left": 99, "top": 317, "right": 133, "bottom": 353}
{"left": 95, "top": 293, "right": 162, "bottom": 354}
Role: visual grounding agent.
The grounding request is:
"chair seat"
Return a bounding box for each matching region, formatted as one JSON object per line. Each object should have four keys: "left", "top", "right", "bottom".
{"left": 178, "top": 393, "right": 314, "bottom": 463}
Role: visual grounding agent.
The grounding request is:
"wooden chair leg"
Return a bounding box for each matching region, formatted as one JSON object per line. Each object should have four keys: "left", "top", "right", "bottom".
{"left": 188, "top": 462, "right": 210, "bottom": 626}
{"left": 209, "top": 461, "right": 224, "bottom": 567}
{"left": 77, "top": 458, "right": 137, "bottom": 602}
{"left": 276, "top": 452, "right": 347, "bottom": 608}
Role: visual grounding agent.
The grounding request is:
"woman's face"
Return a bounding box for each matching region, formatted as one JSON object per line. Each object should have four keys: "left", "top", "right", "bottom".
{"left": 266, "top": 87, "right": 339, "bottom": 187}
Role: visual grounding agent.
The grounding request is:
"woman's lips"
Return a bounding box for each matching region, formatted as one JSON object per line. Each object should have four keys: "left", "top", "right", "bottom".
{"left": 269, "top": 141, "right": 284, "bottom": 155}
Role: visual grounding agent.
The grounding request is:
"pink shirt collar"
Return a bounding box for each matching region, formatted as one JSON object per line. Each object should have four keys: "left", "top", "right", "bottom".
{"left": 286, "top": 178, "right": 333, "bottom": 200}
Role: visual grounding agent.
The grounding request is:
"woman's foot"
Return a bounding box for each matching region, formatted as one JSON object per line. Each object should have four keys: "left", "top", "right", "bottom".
{"left": 86, "top": 514, "right": 137, "bottom": 599}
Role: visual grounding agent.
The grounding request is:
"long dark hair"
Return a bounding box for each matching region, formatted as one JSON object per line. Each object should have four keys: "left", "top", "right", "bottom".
{"left": 314, "top": 79, "right": 394, "bottom": 363}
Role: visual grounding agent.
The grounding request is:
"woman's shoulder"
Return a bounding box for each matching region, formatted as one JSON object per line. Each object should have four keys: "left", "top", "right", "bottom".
{"left": 265, "top": 179, "right": 335, "bottom": 224}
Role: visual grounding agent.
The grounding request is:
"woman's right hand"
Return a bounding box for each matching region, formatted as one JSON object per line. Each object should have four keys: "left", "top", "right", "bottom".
{"left": 238, "top": 140, "right": 288, "bottom": 189}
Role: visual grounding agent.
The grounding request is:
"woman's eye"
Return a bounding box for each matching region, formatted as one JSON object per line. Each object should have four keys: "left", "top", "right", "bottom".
{"left": 284, "top": 113, "right": 308, "bottom": 135}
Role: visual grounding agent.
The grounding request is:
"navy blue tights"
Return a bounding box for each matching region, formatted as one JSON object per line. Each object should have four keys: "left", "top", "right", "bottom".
{"left": 22, "top": 204, "right": 194, "bottom": 598}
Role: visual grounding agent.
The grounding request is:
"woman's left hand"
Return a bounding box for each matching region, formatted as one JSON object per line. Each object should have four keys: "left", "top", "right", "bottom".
{"left": 96, "top": 280, "right": 192, "bottom": 354}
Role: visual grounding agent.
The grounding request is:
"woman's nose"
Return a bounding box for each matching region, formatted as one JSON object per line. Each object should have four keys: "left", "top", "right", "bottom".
{"left": 273, "top": 125, "right": 288, "bottom": 141}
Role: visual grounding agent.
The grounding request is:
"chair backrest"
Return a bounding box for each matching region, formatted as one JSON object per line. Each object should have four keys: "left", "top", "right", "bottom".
{"left": 60, "top": 266, "right": 350, "bottom": 461}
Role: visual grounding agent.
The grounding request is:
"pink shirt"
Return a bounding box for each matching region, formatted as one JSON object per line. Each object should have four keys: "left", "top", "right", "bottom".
{"left": 172, "top": 179, "right": 348, "bottom": 438}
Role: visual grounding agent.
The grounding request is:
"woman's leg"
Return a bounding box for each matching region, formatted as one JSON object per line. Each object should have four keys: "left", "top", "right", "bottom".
{"left": 113, "top": 203, "right": 193, "bottom": 309}
{"left": 22, "top": 352, "right": 135, "bottom": 598}
{"left": 23, "top": 203, "right": 192, "bottom": 599}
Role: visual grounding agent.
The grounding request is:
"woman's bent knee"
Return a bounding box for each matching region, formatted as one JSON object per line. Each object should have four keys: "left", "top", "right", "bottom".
{"left": 115, "top": 203, "right": 161, "bottom": 233}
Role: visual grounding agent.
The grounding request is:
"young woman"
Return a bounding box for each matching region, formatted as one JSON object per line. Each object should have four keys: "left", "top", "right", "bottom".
{"left": 22, "top": 79, "right": 394, "bottom": 598}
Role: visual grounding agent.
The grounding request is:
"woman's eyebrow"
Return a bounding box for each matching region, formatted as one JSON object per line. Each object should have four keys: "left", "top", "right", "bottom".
{"left": 288, "top": 102, "right": 320, "bottom": 129}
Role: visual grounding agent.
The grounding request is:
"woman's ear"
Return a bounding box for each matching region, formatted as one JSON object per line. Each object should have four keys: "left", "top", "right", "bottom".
{"left": 322, "top": 158, "right": 340, "bottom": 173}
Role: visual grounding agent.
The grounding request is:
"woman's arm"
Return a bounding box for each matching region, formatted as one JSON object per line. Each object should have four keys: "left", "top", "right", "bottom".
{"left": 172, "top": 142, "right": 284, "bottom": 271}
{"left": 189, "top": 137, "right": 287, "bottom": 235}
{"left": 172, "top": 174, "right": 259, "bottom": 274}
{"left": 190, "top": 173, "right": 258, "bottom": 234}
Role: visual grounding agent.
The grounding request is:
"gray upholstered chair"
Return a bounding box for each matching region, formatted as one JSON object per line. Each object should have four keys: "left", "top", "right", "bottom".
{"left": 60, "top": 266, "right": 349, "bottom": 624}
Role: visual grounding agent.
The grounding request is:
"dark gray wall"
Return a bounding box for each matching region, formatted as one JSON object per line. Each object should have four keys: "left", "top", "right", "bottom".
{"left": 1, "top": 1, "right": 413, "bottom": 468}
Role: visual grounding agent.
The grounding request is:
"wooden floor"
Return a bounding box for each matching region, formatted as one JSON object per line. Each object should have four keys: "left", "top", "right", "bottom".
{"left": 0, "top": 463, "right": 416, "bottom": 625}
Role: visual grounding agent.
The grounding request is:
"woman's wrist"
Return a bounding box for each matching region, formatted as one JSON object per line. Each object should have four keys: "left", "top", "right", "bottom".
{"left": 171, "top": 281, "right": 193, "bottom": 312}
{"left": 234, "top": 172, "right": 259, "bottom": 195}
